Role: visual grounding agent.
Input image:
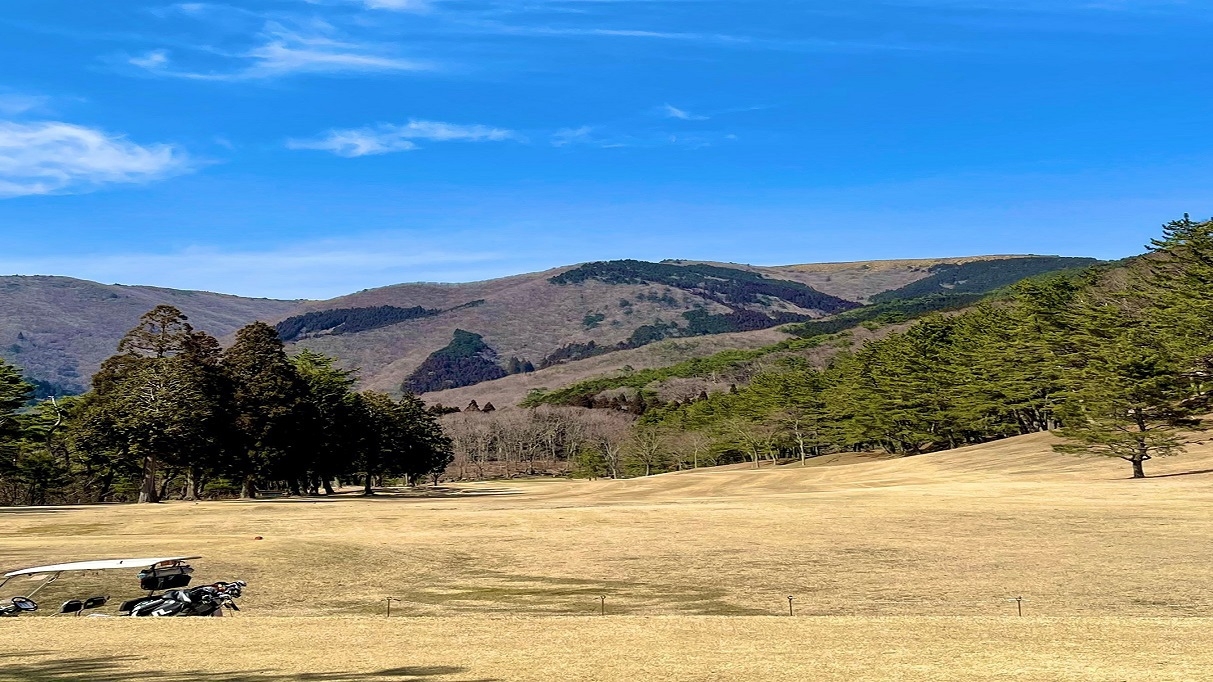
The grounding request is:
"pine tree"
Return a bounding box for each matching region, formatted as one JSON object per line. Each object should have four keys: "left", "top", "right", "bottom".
{"left": 0, "top": 359, "right": 32, "bottom": 444}
{"left": 397, "top": 393, "right": 454, "bottom": 486}
{"left": 292, "top": 350, "right": 359, "bottom": 495}
{"left": 117, "top": 305, "right": 194, "bottom": 358}
{"left": 73, "top": 307, "right": 224, "bottom": 503}
{"left": 1145, "top": 215, "right": 1213, "bottom": 394}
{"left": 1054, "top": 287, "right": 1201, "bottom": 478}
{"left": 222, "top": 322, "right": 307, "bottom": 498}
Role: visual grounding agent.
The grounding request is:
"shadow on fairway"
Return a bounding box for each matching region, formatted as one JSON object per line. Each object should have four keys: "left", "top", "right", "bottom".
{"left": 227, "top": 488, "right": 522, "bottom": 504}
{"left": 1148, "top": 467, "right": 1213, "bottom": 479}
{"left": 0, "top": 653, "right": 498, "bottom": 682}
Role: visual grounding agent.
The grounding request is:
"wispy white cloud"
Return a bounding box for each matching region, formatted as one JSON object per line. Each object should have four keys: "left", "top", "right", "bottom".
{"left": 129, "top": 49, "right": 170, "bottom": 70}
{"left": 288, "top": 119, "right": 517, "bottom": 156}
{"left": 551, "top": 126, "right": 597, "bottom": 148}
{"left": 465, "top": 21, "right": 935, "bottom": 53}
{"left": 552, "top": 125, "right": 644, "bottom": 149}
{"left": 360, "top": 0, "right": 431, "bottom": 11}
{"left": 129, "top": 22, "right": 431, "bottom": 80}
{"left": 661, "top": 104, "right": 707, "bottom": 121}
{"left": 0, "top": 121, "right": 190, "bottom": 198}
{"left": 0, "top": 94, "right": 51, "bottom": 116}
{"left": 296, "top": 0, "right": 432, "bottom": 11}
{"left": 173, "top": 2, "right": 209, "bottom": 13}
{"left": 550, "top": 123, "right": 726, "bottom": 149}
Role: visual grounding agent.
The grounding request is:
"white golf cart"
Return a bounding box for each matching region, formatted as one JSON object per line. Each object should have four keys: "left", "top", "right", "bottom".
{"left": 0, "top": 556, "right": 245, "bottom": 617}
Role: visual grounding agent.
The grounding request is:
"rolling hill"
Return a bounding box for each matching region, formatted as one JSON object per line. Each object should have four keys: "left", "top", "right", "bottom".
{"left": 0, "top": 276, "right": 301, "bottom": 396}
{"left": 0, "top": 255, "right": 1097, "bottom": 398}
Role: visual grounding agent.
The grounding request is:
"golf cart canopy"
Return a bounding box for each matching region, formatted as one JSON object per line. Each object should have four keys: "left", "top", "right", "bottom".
{"left": 4, "top": 556, "right": 201, "bottom": 578}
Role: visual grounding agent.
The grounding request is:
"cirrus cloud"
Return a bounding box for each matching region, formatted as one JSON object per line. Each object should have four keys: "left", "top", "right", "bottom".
{"left": 288, "top": 119, "right": 517, "bottom": 157}
{"left": 127, "top": 23, "right": 432, "bottom": 81}
{"left": 0, "top": 121, "right": 190, "bottom": 198}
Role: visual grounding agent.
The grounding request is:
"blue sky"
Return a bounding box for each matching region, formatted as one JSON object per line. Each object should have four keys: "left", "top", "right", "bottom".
{"left": 1, "top": 0, "right": 1211, "bottom": 299}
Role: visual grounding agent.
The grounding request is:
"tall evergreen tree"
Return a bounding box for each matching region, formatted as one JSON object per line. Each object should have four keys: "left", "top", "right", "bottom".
{"left": 398, "top": 393, "right": 455, "bottom": 486}
{"left": 117, "top": 304, "right": 195, "bottom": 358}
{"left": 222, "top": 322, "right": 306, "bottom": 498}
{"left": 0, "top": 359, "right": 32, "bottom": 446}
{"left": 1054, "top": 285, "right": 1202, "bottom": 478}
{"left": 292, "top": 350, "right": 359, "bottom": 495}
{"left": 72, "top": 306, "right": 224, "bottom": 503}
{"left": 352, "top": 392, "right": 455, "bottom": 491}
{"left": 1145, "top": 214, "right": 1213, "bottom": 396}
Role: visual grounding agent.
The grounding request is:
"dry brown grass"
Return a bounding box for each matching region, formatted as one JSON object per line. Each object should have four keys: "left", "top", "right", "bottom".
{"left": 765, "top": 256, "right": 1030, "bottom": 303}
{"left": 3, "top": 432, "right": 1212, "bottom": 680}
{"left": 2, "top": 616, "right": 1210, "bottom": 681}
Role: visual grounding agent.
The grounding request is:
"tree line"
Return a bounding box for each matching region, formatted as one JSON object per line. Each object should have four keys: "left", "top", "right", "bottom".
{"left": 631, "top": 217, "right": 1213, "bottom": 478}
{"left": 441, "top": 406, "right": 726, "bottom": 480}
{"left": 0, "top": 306, "right": 452, "bottom": 505}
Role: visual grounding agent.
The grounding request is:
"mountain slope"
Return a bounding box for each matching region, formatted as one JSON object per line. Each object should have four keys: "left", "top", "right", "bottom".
{"left": 0, "top": 255, "right": 1097, "bottom": 397}
{"left": 0, "top": 276, "right": 301, "bottom": 394}
{"left": 284, "top": 262, "right": 858, "bottom": 394}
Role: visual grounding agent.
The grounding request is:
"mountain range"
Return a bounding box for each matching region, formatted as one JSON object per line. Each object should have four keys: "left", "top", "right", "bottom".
{"left": 0, "top": 255, "right": 1097, "bottom": 404}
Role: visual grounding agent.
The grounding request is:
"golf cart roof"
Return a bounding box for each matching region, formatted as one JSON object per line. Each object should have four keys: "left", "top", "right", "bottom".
{"left": 3, "top": 556, "right": 201, "bottom": 578}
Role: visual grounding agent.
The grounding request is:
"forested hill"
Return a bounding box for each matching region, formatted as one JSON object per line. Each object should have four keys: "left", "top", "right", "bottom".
{"left": 869, "top": 256, "right": 1099, "bottom": 302}
{"left": 0, "top": 255, "right": 1096, "bottom": 398}
{"left": 257, "top": 255, "right": 1098, "bottom": 396}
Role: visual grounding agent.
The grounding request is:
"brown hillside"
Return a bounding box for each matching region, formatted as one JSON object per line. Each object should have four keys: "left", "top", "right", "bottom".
{"left": 288, "top": 268, "right": 744, "bottom": 394}
{"left": 422, "top": 326, "right": 794, "bottom": 408}
{"left": 0, "top": 276, "right": 302, "bottom": 392}
{"left": 763, "top": 255, "right": 1032, "bottom": 302}
{"left": 424, "top": 318, "right": 913, "bottom": 408}
{"left": 0, "top": 255, "right": 1081, "bottom": 395}
{"left": 284, "top": 260, "right": 973, "bottom": 396}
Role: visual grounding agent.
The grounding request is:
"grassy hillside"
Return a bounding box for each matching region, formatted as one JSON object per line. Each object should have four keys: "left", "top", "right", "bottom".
{"left": 419, "top": 327, "right": 794, "bottom": 410}
{"left": 0, "top": 276, "right": 301, "bottom": 395}
{"left": 760, "top": 255, "right": 1032, "bottom": 302}
{"left": 0, "top": 256, "right": 1097, "bottom": 397}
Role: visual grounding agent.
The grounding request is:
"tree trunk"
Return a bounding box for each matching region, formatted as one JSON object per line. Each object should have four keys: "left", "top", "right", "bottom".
{"left": 241, "top": 474, "right": 257, "bottom": 499}
{"left": 138, "top": 455, "right": 159, "bottom": 504}
{"left": 95, "top": 471, "right": 114, "bottom": 504}
{"left": 323, "top": 479, "right": 336, "bottom": 495}
{"left": 1131, "top": 458, "right": 1146, "bottom": 479}
{"left": 364, "top": 474, "right": 374, "bottom": 496}
{"left": 183, "top": 466, "right": 198, "bottom": 501}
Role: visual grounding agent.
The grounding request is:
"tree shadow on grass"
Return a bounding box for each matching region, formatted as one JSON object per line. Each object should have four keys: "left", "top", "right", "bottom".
{"left": 0, "top": 653, "right": 498, "bottom": 682}
{"left": 1149, "top": 467, "right": 1213, "bottom": 479}
{"left": 227, "top": 488, "right": 521, "bottom": 505}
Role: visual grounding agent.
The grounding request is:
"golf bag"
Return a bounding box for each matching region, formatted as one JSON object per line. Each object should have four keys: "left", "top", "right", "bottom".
{"left": 124, "top": 580, "right": 246, "bottom": 617}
